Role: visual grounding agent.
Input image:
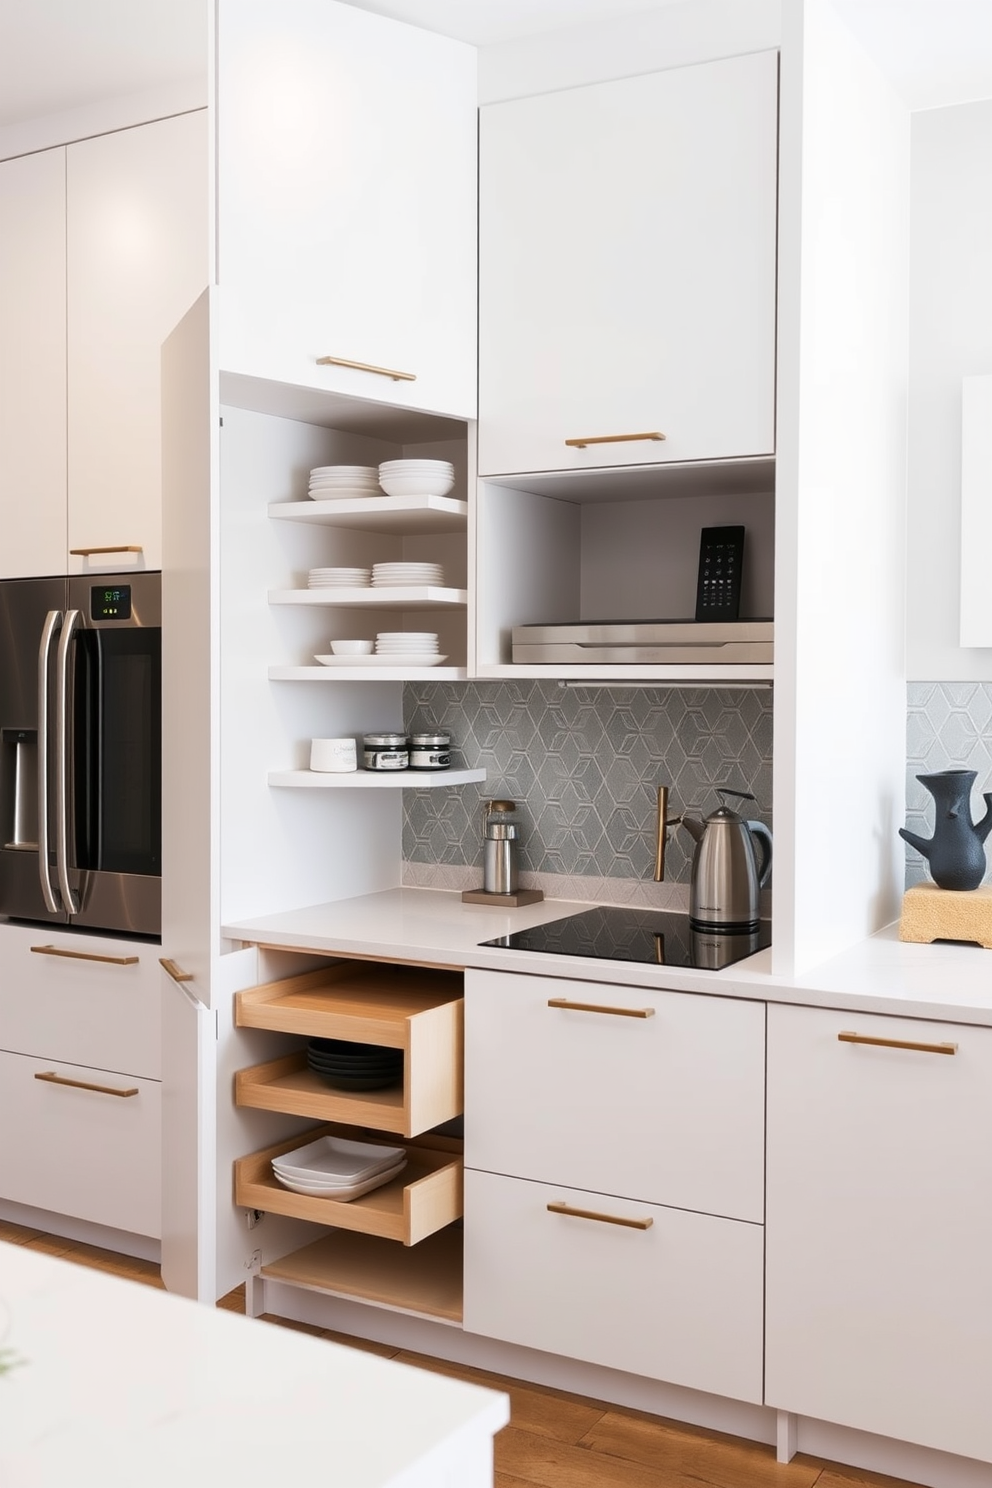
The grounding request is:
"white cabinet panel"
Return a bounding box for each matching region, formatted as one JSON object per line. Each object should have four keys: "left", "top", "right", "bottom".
{"left": 464, "top": 1168, "right": 763, "bottom": 1403}
{"left": 0, "top": 926, "right": 161, "bottom": 1078}
{"left": 0, "top": 148, "right": 67, "bottom": 579}
{"left": 766, "top": 1003, "right": 992, "bottom": 1463}
{"left": 217, "top": 0, "right": 477, "bottom": 419}
{"left": 66, "top": 111, "right": 209, "bottom": 572}
{"left": 0, "top": 1048, "right": 160, "bottom": 1237}
{"left": 478, "top": 50, "right": 778, "bottom": 476}
{"left": 465, "top": 969, "right": 764, "bottom": 1222}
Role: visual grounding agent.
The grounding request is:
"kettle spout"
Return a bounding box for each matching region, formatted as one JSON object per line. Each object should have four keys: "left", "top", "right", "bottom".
{"left": 681, "top": 816, "right": 705, "bottom": 846}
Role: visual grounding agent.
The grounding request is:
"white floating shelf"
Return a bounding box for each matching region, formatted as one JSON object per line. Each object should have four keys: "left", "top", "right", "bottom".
{"left": 268, "top": 495, "right": 468, "bottom": 533}
{"left": 268, "top": 768, "right": 486, "bottom": 789}
{"left": 268, "top": 666, "right": 468, "bottom": 681}
{"left": 269, "top": 587, "right": 467, "bottom": 608}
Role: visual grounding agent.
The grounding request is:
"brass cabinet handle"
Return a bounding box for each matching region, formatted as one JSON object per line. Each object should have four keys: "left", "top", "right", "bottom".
{"left": 316, "top": 354, "right": 416, "bottom": 383}
{"left": 159, "top": 957, "right": 194, "bottom": 982}
{"left": 653, "top": 783, "right": 682, "bottom": 883}
{"left": 838, "top": 1030, "right": 958, "bottom": 1056}
{"left": 564, "top": 431, "right": 666, "bottom": 449}
{"left": 35, "top": 1070, "right": 138, "bottom": 1098}
{"left": 547, "top": 1201, "right": 653, "bottom": 1231}
{"left": 69, "top": 546, "right": 143, "bottom": 556}
{"left": 31, "top": 944, "right": 138, "bottom": 966}
{"left": 548, "top": 997, "right": 654, "bottom": 1019}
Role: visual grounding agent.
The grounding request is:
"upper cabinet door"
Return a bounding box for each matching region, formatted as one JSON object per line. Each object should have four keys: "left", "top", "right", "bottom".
{"left": 216, "top": 0, "right": 478, "bottom": 420}
{"left": 66, "top": 111, "right": 209, "bottom": 574}
{"left": 478, "top": 51, "right": 779, "bottom": 477}
{"left": 0, "top": 148, "right": 67, "bottom": 580}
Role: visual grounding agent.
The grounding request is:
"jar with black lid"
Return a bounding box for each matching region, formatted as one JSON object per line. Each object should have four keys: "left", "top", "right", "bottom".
{"left": 409, "top": 731, "right": 451, "bottom": 771}
{"left": 363, "top": 732, "right": 409, "bottom": 770}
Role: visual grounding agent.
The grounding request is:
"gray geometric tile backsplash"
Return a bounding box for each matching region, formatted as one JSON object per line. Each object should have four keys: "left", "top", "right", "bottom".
{"left": 905, "top": 682, "right": 992, "bottom": 888}
{"left": 403, "top": 681, "right": 773, "bottom": 886}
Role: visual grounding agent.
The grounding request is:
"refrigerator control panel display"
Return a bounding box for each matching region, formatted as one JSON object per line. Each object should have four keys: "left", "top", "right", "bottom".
{"left": 91, "top": 585, "right": 132, "bottom": 621}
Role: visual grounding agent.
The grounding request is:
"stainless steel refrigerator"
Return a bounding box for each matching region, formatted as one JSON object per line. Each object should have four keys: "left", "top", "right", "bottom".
{"left": 0, "top": 572, "right": 162, "bottom": 937}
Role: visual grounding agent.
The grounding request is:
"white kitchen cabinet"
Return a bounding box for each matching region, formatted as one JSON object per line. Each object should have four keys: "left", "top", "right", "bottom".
{"left": 766, "top": 1002, "right": 992, "bottom": 1464}
{"left": 478, "top": 50, "right": 778, "bottom": 477}
{"left": 464, "top": 1168, "right": 763, "bottom": 1403}
{"left": 67, "top": 110, "right": 209, "bottom": 573}
{"left": 0, "top": 148, "right": 67, "bottom": 580}
{"left": 216, "top": 0, "right": 477, "bottom": 419}
{"left": 465, "top": 968, "right": 765, "bottom": 1223}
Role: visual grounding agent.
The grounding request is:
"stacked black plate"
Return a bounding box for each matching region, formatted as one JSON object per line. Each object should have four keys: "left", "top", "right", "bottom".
{"left": 307, "top": 1037, "right": 403, "bottom": 1092}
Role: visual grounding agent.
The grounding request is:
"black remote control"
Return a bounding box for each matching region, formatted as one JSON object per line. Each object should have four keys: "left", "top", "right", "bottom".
{"left": 695, "top": 525, "right": 745, "bottom": 622}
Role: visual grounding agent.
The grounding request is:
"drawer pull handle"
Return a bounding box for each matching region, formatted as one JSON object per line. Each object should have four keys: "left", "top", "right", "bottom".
{"left": 35, "top": 1070, "right": 138, "bottom": 1098}
{"left": 316, "top": 354, "right": 416, "bottom": 383}
{"left": 69, "top": 546, "right": 143, "bottom": 557}
{"left": 838, "top": 1031, "right": 958, "bottom": 1056}
{"left": 30, "top": 944, "right": 138, "bottom": 966}
{"left": 564, "top": 431, "right": 666, "bottom": 449}
{"left": 548, "top": 997, "right": 654, "bottom": 1019}
{"left": 547, "top": 1201, "right": 653, "bottom": 1231}
{"left": 159, "top": 957, "right": 194, "bottom": 982}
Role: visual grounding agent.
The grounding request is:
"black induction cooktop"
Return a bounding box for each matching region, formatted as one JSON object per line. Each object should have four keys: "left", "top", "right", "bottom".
{"left": 479, "top": 906, "right": 771, "bottom": 971}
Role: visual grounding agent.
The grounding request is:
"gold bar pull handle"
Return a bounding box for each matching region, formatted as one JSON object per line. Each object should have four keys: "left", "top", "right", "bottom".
{"left": 160, "top": 958, "right": 194, "bottom": 982}
{"left": 653, "top": 784, "right": 682, "bottom": 883}
{"left": 547, "top": 1201, "right": 653, "bottom": 1231}
{"left": 69, "top": 546, "right": 143, "bottom": 556}
{"left": 564, "top": 432, "right": 666, "bottom": 449}
{"left": 548, "top": 998, "right": 654, "bottom": 1019}
{"left": 35, "top": 1070, "right": 139, "bottom": 1098}
{"left": 316, "top": 354, "right": 416, "bottom": 383}
{"left": 31, "top": 944, "right": 138, "bottom": 966}
{"left": 838, "top": 1031, "right": 958, "bottom": 1056}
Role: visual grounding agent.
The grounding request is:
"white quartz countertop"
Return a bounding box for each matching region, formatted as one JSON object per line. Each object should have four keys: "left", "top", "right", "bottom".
{"left": 222, "top": 887, "right": 992, "bottom": 1026}
{"left": 0, "top": 1242, "right": 508, "bottom": 1488}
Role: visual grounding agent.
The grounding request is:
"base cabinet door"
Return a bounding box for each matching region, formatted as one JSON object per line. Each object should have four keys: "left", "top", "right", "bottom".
{"left": 463, "top": 1168, "right": 763, "bottom": 1403}
{"left": 0, "top": 1049, "right": 161, "bottom": 1237}
{"left": 766, "top": 1004, "right": 992, "bottom": 1463}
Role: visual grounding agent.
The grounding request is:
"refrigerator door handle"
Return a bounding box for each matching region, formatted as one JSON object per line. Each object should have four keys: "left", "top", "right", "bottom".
{"left": 54, "top": 609, "right": 80, "bottom": 916}
{"left": 37, "top": 610, "right": 63, "bottom": 914}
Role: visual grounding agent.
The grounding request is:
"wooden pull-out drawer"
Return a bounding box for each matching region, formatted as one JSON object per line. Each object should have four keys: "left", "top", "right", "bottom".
{"left": 463, "top": 1167, "right": 763, "bottom": 1403}
{"left": 0, "top": 1049, "right": 160, "bottom": 1237}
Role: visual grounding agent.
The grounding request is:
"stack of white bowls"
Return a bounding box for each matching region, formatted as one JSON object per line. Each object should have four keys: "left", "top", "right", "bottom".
{"left": 375, "top": 631, "right": 441, "bottom": 658}
{"left": 308, "top": 567, "right": 371, "bottom": 589}
{"left": 378, "top": 459, "right": 455, "bottom": 498}
{"left": 271, "top": 1134, "right": 406, "bottom": 1201}
{"left": 308, "top": 465, "right": 381, "bottom": 500}
{"left": 371, "top": 561, "right": 444, "bottom": 589}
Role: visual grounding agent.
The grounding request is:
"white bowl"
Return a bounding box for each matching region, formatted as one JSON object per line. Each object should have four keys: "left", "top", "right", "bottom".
{"left": 330, "top": 639, "right": 375, "bottom": 655}
{"left": 378, "top": 475, "right": 456, "bottom": 498}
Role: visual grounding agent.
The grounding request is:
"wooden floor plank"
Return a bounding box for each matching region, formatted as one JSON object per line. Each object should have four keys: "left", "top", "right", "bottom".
{"left": 496, "top": 1424, "right": 717, "bottom": 1488}
{"left": 217, "top": 1284, "right": 246, "bottom": 1312}
{"left": 579, "top": 1411, "right": 823, "bottom": 1488}
{"left": 0, "top": 1220, "right": 46, "bottom": 1245}
{"left": 813, "top": 1468, "right": 927, "bottom": 1488}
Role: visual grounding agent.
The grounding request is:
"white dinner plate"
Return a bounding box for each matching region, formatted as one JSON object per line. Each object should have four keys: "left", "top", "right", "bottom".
{"left": 272, "top": 1161, "right": 407, "bottom": 1201}
{"left": 315, "top": 653, "right": 448, "bottom": 667}
{"left": 273, "top": 1133, "right": 405, "bottom": 1174}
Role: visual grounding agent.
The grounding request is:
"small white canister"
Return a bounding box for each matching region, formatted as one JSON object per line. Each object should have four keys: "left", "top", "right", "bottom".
{"left": 310, "top": 737, "right": 358, "bottom": 772}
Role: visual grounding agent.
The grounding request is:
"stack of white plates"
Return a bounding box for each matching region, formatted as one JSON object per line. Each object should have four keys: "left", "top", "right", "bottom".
{"left": 371, "top": 562, "right": 445, "bottom": 588}
{"left": 308, "top": 465, "right": 381, "bottom": 501}
{"left": 308, "top": 567, "right": 372, "bottom": 589}
{"left": 376, "top": 631, "right": 440, "bottom": 656}
{"left": 378, "top": 459, "right": 455, "bottom": 498}
{"left": 271, "top": 1134, "right": 407, "bottom": 1202}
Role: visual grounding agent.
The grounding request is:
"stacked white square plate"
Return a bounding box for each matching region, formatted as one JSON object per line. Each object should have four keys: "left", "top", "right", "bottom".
{"left": 378, "top": 459, "right": 455, "bottom": 498}
{"left": 308, "top": 567, "right": 372, "bottom": 589}
{"left": 374, "top": 631, "right": 447, "bottom": 666}
{"left": 271, "top": 1134, "right": 407, "bottom": 1201}
{"left": 308, "top": 465, "right": 381, "bottom": 501}
{"left": 371, "top": 562, "right": 444, "bottom": 588}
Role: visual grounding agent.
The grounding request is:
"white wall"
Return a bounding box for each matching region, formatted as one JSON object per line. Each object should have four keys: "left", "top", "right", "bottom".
{"left": 906, "top": 98, "right": 992, "bottom": 681}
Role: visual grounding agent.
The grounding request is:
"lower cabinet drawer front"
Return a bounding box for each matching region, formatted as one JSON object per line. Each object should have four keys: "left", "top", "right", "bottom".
{"left": 0, "top": 1050, "right": 161, "bottom": 1237}
{"left": 463, "top": 1168, "right": 763, "bottom": 1403}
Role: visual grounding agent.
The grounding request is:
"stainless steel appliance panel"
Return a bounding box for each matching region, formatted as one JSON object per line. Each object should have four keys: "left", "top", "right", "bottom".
{"left": 511, "top": 619, "right": 774, "bottom": 665}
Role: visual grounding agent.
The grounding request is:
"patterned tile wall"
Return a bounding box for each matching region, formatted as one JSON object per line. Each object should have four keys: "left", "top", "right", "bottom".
{"left": 402, "top": 681, "right": 773, "bottom": 898}
{"left": 905, "top": 682, "right": 992, "bottom": 888}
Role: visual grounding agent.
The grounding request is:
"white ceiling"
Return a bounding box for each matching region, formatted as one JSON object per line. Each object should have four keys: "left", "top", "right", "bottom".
{"left": 0, "top": 0, "right": 989, "bottom": 128}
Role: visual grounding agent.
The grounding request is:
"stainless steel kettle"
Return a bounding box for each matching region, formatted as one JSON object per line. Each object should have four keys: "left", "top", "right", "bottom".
{"left": 680, "top": 788, "right": 772, "bottom": 930}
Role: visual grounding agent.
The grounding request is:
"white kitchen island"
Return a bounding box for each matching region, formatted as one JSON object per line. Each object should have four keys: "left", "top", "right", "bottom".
{"left": 0, "top": 1240, "right": 508, "bottom": 1487}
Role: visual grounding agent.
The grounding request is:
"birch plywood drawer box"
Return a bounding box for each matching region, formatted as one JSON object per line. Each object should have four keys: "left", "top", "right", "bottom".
{"left": 234, "top": 962, "right": 464, "bottom": 1138}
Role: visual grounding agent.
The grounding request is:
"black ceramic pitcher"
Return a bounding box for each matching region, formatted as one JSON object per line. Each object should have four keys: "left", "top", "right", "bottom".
{"left": 899, "top": 769, "right": 992, "bottom": 891}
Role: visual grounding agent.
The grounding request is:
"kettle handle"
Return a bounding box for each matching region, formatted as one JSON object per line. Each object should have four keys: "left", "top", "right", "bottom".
{"left": 745, "top": 820, "right": 773, "bottom": 888}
